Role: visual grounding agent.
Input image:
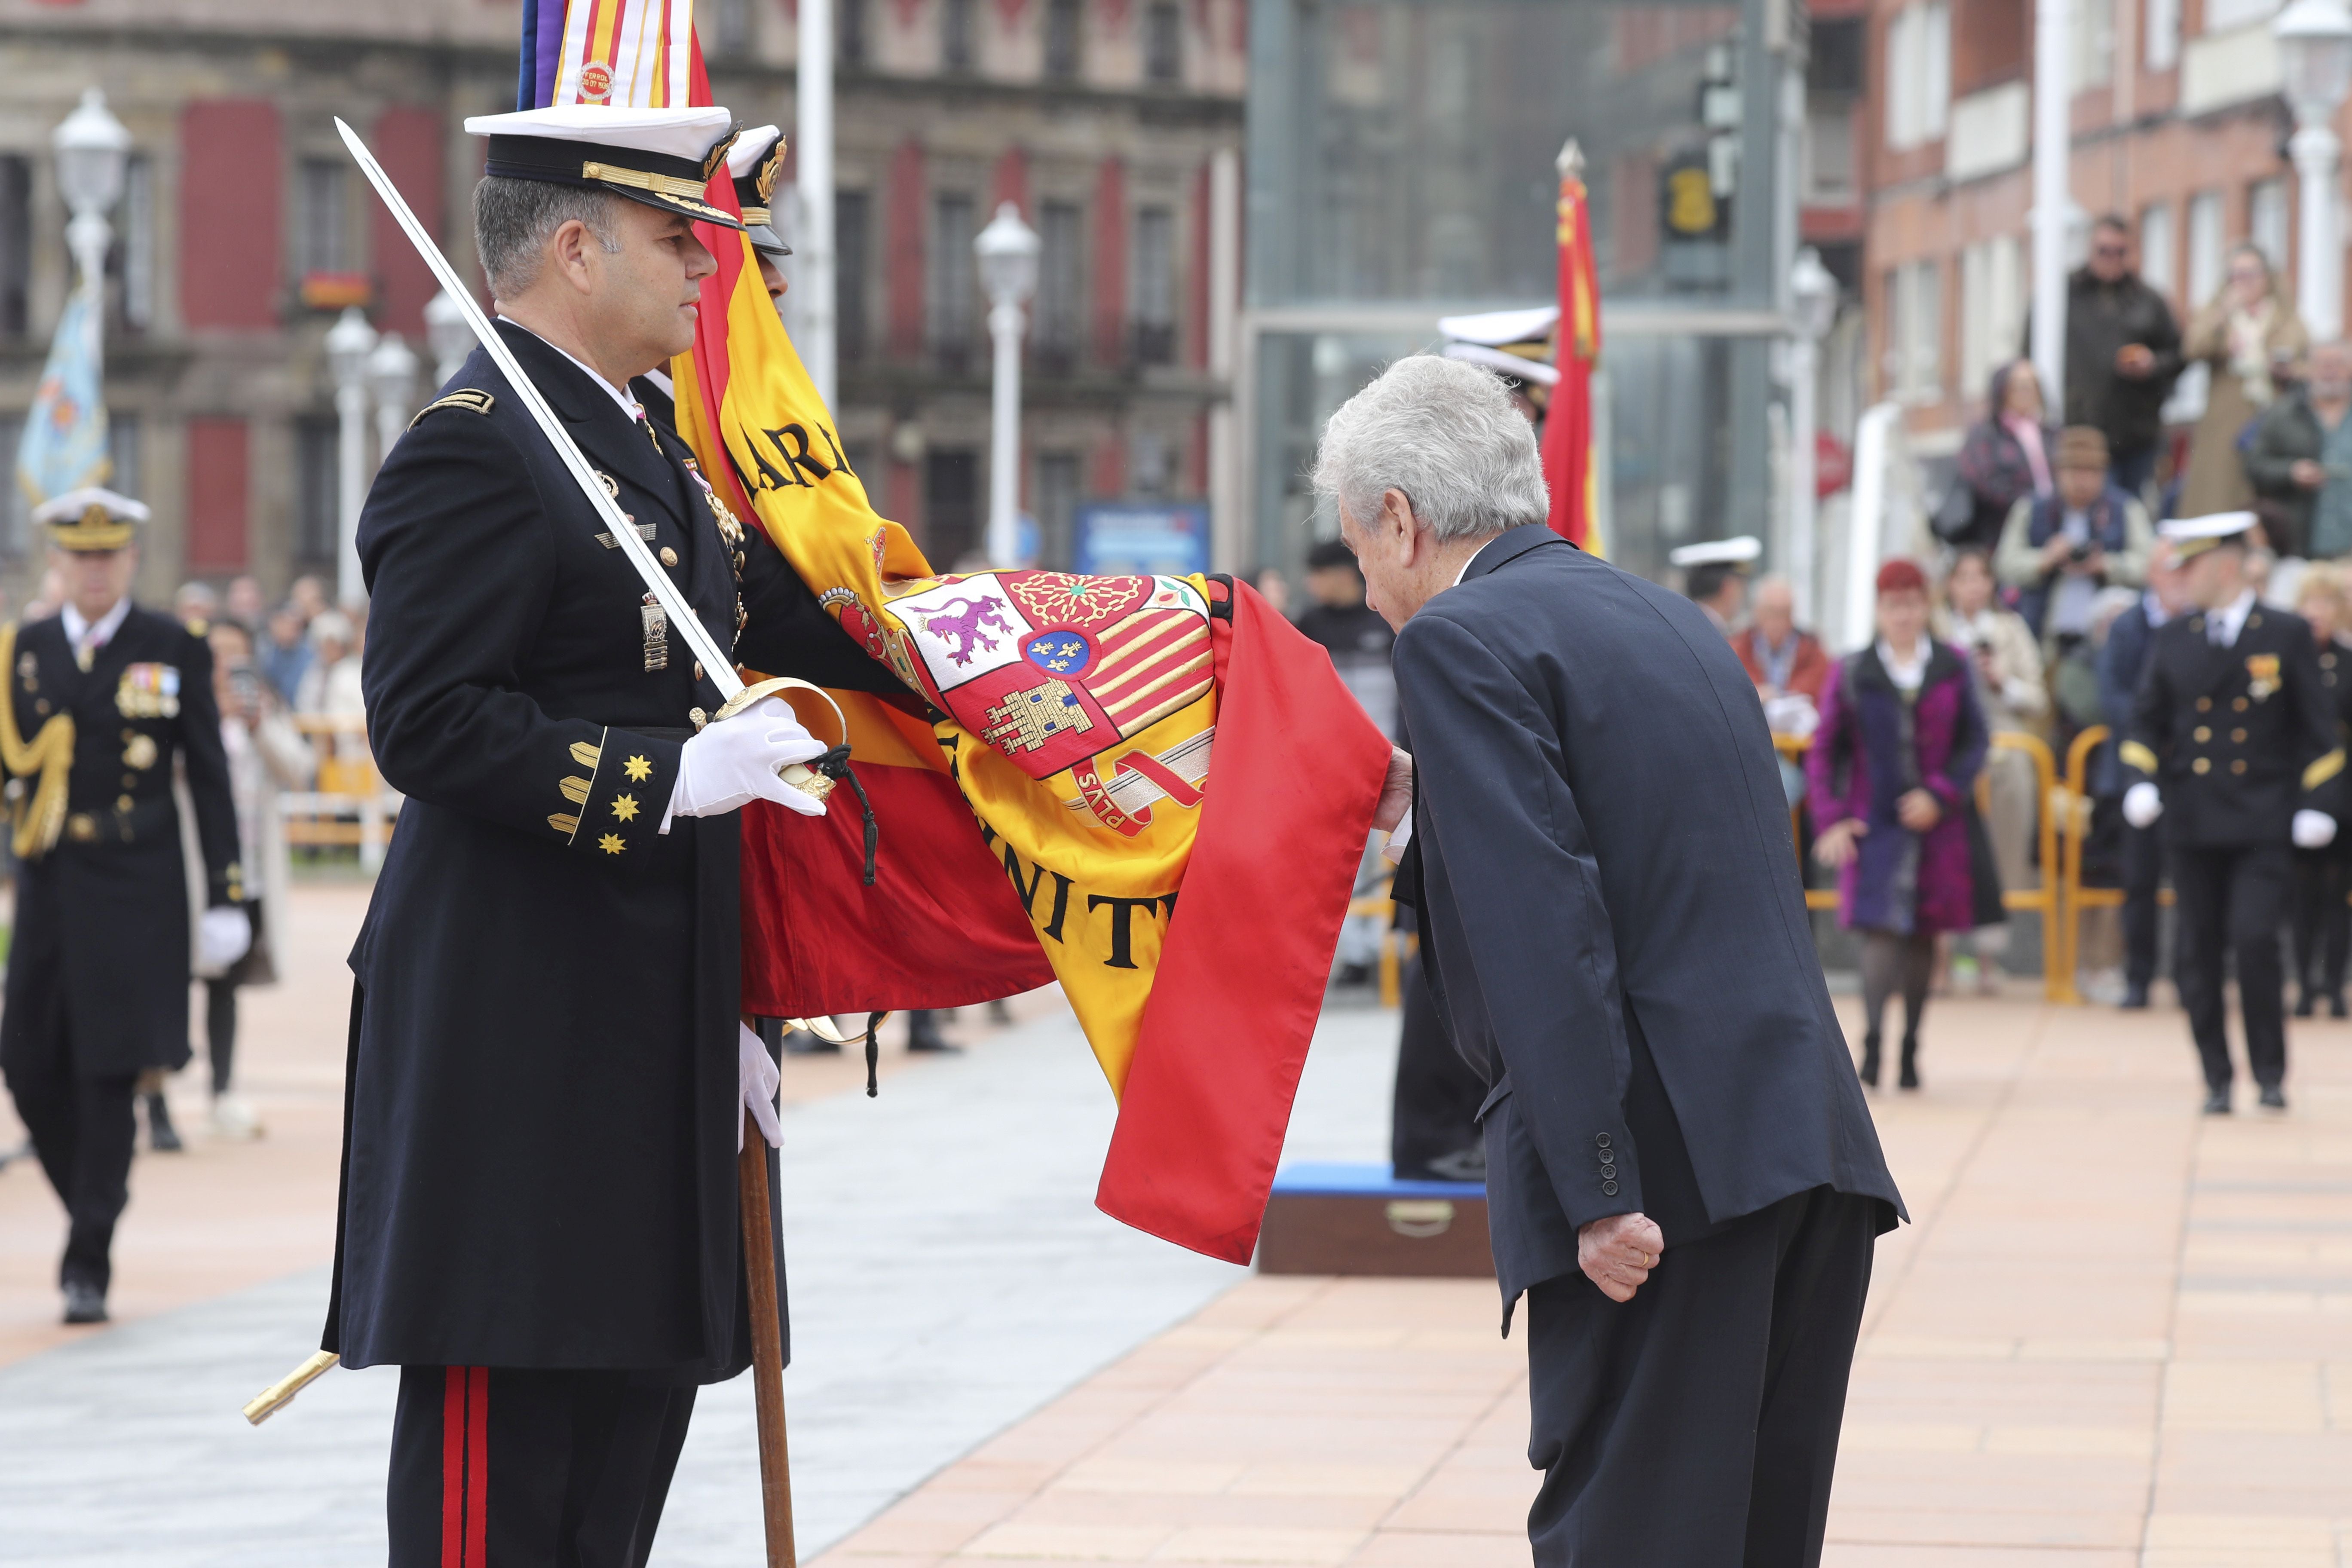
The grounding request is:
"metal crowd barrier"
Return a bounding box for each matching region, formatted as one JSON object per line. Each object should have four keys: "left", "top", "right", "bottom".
{"left": 1776, "top": 729, "right": 2066, "bottom": 1001}
{"left": 280, "top": 713, "right": 402, "bottom": 872}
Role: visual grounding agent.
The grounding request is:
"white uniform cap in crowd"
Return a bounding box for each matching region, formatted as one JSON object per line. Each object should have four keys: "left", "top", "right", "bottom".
{"left": 724, "top": 125, "right": 792, "bottom": 258}
{"left": 2157, "top": 511, "right": 2258, "bottom": 558}
{"left": 31, "top": 487, "right": 150, "bottom": 551}
{"left": 1436, "top": 304, "right": 1562, "bottom": 388}
{"left": 1667, "top": 535, "right": 1764, "bottom": 569}
{"left": 464, "top": 105, "right": 744, "bottom": 228}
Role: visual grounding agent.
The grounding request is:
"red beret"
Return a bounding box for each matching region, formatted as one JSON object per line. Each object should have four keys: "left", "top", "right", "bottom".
{"left": 1875, "top": 559, "right": 1928, "bottom": 597}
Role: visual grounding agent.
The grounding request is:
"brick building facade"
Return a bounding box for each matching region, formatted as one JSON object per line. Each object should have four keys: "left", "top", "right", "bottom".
{"left": 0, "top": 0, "right": 1240, "bottom": 605}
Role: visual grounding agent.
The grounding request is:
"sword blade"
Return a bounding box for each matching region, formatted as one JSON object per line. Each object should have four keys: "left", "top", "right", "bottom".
{"left": 333, "top": 117, "right": 744, "bottom": 701}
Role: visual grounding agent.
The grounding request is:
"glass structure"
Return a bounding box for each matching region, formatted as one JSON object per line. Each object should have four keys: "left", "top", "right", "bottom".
{"left": 1243, "top": 0, "right": 1801, "bottom": 583}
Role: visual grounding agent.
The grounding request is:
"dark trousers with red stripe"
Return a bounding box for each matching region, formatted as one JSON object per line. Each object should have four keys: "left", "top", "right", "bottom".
{"left": 390, "top": 1366, "right": 696, "bottom": 1568}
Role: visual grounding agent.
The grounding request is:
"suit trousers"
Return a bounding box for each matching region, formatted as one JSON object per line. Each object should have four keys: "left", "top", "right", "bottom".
{"left": 1523, "top": 1187, "right": 1881, "bottom": 1568}
{"left": 2121, "top": 820, "right": 2167, "bottom": 992}
{"left": 2169, "top": 843, "right": 2291, "bottom": 1091}
{"left": 389, "top": 1366, "right": 696, "bottom": 1568}
{"left": 1, "top": 1012, "right": 137, "bottom": 1294}
{"left": 2289, "top": 845, "right": 2352, "bottom": 1003}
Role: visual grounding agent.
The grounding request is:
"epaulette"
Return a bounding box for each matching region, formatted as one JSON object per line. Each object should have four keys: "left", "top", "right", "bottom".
{"left": 410, "top": 389, "right": 496, "bottom": 429}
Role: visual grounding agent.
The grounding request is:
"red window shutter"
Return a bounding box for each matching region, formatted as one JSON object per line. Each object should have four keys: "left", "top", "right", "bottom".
{"left": 887, "top": 141, "right": 927, "bottom": 363}
{"left": 180, "top": 102, "right": 282, "bottom": 331}
{"left": 371, "top": 106, "right": 445, "bottom": 338}
{"left": 186, "top": 418, "right": 250, "bottom": 572}
{"left": 1092, "top": 158, "right": 1127, "bottom": 368}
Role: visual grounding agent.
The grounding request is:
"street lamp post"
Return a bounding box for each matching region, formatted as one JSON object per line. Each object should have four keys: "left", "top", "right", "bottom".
{"left": 2277, "top": 0, "right": 2352, "bottom": 341}
{"left": 424, "top": 289, "right": 474, "bottom": 389}
{"left": 325, "top": 307, "right": 379, "bottom": 607}
{"left": 975, "top": 202, "right": 1040, "bottom": 566}
{"left": 368, "top": 331, "right": 419, "bottom": 479}
{"left": 1786, "top": 247, "right": 1838, "bottom": 626}
{"left": 54, "top": 89, "right": 130, "bottom": 297}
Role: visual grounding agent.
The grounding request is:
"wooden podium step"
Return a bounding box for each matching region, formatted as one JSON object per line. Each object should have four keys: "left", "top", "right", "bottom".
{"left": 1256, "top": 1162, "right": 1494, "bottom": 1278}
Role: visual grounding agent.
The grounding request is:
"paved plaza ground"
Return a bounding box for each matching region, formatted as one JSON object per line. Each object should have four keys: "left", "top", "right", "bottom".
{"left": 1, "top": 884, "right": 2349, "bottom": 1564}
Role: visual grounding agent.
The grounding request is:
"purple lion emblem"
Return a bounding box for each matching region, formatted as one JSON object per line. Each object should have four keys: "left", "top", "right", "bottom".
{"left": 920, "top": 594, "right": 1017, "bottom": 667}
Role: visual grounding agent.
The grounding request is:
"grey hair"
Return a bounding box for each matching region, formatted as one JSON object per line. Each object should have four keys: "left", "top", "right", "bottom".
{"left": 1310, "top": 354, "right": 1550, "bottom": 542}
{"left": 472, "top": 176, "right": 624, "bottom": 299}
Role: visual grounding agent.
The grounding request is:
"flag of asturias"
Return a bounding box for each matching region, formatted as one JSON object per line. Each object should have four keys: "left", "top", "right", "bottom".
{"left": 521, "top": 4, "right": 1395, "bottom": 1264}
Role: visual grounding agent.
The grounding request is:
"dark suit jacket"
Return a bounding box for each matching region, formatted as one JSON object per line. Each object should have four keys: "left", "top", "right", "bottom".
{"left": 1393, "top": 526, "right": 1903, "bottom": 1313}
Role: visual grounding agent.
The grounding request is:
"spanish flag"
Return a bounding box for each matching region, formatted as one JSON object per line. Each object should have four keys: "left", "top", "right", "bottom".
{"left": 1542, "top": 139, "right": 1602, "bottom": 554}
{"left": 525, "top": 15, "right": 1396, "bottom": 1262}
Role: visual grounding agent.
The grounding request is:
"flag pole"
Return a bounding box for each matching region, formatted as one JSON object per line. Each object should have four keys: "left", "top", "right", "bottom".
{"left": 740, "top": 1109, "right": 799, "bottom": 1568}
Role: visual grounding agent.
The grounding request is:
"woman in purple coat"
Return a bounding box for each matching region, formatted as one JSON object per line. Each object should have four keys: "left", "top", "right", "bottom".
{"left": 1809, "top": 558, "right": 1991, "bottom": 1090}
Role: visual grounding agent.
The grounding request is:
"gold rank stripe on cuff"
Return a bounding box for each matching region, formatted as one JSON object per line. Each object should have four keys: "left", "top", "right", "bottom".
{"left": 2306, "top": 747, "right": 2346, "bottom": 793}
{"left": 549, "top": 732, "right": 605, "bottom": 843}
{"left": 2119, "top": 740, "right": 2160, "bottom": 776}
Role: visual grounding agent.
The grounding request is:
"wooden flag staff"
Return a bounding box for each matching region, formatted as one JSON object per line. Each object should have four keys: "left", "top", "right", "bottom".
{"left": 740, "top": 1107, "right": 799, "bottom": 1568}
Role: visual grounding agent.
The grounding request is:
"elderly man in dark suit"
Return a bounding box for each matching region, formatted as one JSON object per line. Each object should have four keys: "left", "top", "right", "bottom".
{"left": 1317, "top": 355, "right": 1904, "bottom": 1567}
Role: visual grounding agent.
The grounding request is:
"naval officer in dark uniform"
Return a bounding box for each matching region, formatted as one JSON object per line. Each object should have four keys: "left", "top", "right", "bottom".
{"left": 328, "top": 104, "right": 906, "bottom": 1564}
{"left": 2120, "top": 511, "right": 2346, "bottom": 1113}
{"left": 0, "top": 488, "right": 248, "bottom": 1324}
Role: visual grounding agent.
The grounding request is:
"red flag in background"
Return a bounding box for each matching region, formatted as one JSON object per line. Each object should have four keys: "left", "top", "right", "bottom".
{"left": 1542, "top": 140, "right": 1602, "bottom": 551}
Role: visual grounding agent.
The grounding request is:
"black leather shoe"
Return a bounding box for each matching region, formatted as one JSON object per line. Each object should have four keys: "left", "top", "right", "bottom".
{"left": 2294, "top": 991, "right": 2318, "bottom": 1018}
{"left": 1857, "top": 1034, "right": 1882, "bottom": 1088}
{"left": 903, "top": 1011, "right": 962, "bottom": 1054}
{"left": 1897, "top": 1037, "right": 1921, "bottom": 1090}
{"left": 2202, "top": 1087, "right": 2232, "bottom": 1115}
{"left": 145, "top": 1093, "right": 182, "bottom": 1153}
{"left": 2120, "top": 983, "right": 2151, "bottom": 1010}
{"left": 2259, "top": 1084, "right": 2288, "bottom": 1111}
{"left": 62, "top": 1280, "right": 107, "bottom": 1325}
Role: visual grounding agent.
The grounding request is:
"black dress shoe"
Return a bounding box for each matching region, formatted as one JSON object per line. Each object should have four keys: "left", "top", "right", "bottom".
{"left": 2120, "top": 983, "right": 2151, "bottom": 1010}
{"left": 1857, "top": 1033, "right": 1882, "bottom": 1088}
{"left": 2202, "top": 1087, "right": 2232, "bottom": 1115}
{"left": 1897, "top": 1036, "right": 1921, "bottom": 1090}
{"left": 2294, "top": 991, "right": 2318, "bottom": 1018}
{"left": 144, "top": 1092, "right": 182, "bottom": 1154}
{"left": 62, "top": 1280, "right": 107, "bottom": 1325}
{"left": 903, "top": 1011, "right": 962, "bottom": 1054}
{"left": 2259, "top": 1084, "right": 2288, "bottom": 1111}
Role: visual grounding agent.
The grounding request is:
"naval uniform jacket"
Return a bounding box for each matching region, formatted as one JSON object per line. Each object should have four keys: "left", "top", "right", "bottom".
{"left": 1390, "top": 527, "right": 1902, "bottom": 1318}
{"left": 324, "top": 322, "right": 903, "bottom": 1378}
{"left": 0, "top": 607, "right": 242, "bottom": 1079}
{"left": 2120, "top": 603, "right": 2346, "bottom": 848}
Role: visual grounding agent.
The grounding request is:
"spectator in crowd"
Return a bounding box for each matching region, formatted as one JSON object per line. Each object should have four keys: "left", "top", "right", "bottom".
{"left": 1996, "top": 426, "right": 2156, "bottom": 648}
{"left": 2097, "top": 541, "right": 2189, "bottom": 1007}
{"left": 2247, "top": 340, "right": 2352, "bottom": 562}
{"left": 1732, "top": 574, "right": 1830, "bottom": 703}
{"left": 288, "top": 574, "right": 329, "bottom": 626}
{"left": 2182, "top": 244, "right": 2308, "bottom": 524}
{"left": 1948, "top": 360, "right": 2057, "bottom": 554}
{"left": 224, "top": 575, "right": 267, "bottom": 632}
{"left": 1809, "top": 559, "right": 1991, "bottom": 1090}
{"left": 174, "top": 581, "right": 219, "bottom": 628}
{"left": 2057, "top": 214, "right": 2184, "bottom": 501}
{"left": 1294, "top": 539, "right": 1398, "bottom": 737}
{"left": 1251, "top": 566, "right": 1291, "bottom": 619}
{"left": 1937, "top": 548, "right": 2047, "bottom": 991}
{"left": 259, "top": 603, "right": 314, "bottom": 704}
{"left": 294, "top": 609, "right": 367, "bottom": 760}
{"left": 2291, "top": 566, "right": 2352, "bottom": 1017}
{"left": 196, "top": 620, "right": 314, "bottom": 1139}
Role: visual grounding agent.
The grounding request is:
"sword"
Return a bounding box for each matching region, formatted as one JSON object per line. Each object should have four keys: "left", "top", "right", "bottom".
{"left": 333, "top": 117, "right": 743, "bottom": 701}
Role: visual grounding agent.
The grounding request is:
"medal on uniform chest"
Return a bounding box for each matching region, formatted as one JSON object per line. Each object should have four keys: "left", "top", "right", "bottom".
{"left": 2246, "top": 653, "right": 2281, "bottom": 701}
{"left": 641, "top": 593, "right": 669, "bottom": 672}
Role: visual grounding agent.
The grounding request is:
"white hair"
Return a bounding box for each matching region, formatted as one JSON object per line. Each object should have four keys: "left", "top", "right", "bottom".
{"left": 1310, "top": 354, "right": 1550, "bottom": 543}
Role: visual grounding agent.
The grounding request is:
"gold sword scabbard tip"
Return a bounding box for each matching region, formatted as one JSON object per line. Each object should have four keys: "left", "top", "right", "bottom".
{"left": 242, "top": 1350, "right": 340, "bottom": 1426}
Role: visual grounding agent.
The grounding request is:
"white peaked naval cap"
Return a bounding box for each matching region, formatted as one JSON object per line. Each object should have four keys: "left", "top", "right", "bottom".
{"left": 1667, "top": 535, "right": 1764, "bottom": 569}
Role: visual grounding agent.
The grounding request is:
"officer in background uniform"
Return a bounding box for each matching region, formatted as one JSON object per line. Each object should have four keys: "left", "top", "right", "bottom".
{"left": 0, "top": 489, "right": 248, "bottom": 1324}
{"left": 629, "top": 122, "right": 789, "bottom": 438}
{"left": 2120, "top": 511, "right": 2345, "bottom": 1114}
{"left": 330, "top": 104, "right": 907, "bottom": 1564}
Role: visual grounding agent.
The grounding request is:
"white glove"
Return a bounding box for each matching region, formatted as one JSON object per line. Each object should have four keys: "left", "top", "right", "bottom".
{"left": 2122, "top": 781, "right": 2163, "bottom": 829}
{"left": 2294, "top": 808, "right": 2339, "bottom": 849}
{"left": 738, "top": 1022, "right": 782, "bottom": 1153}
{"left": 663, "top": 697, "right": 828, "bottom": 830}
{"left": 199, "top": 906, "right": 253, "bottom": 970}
